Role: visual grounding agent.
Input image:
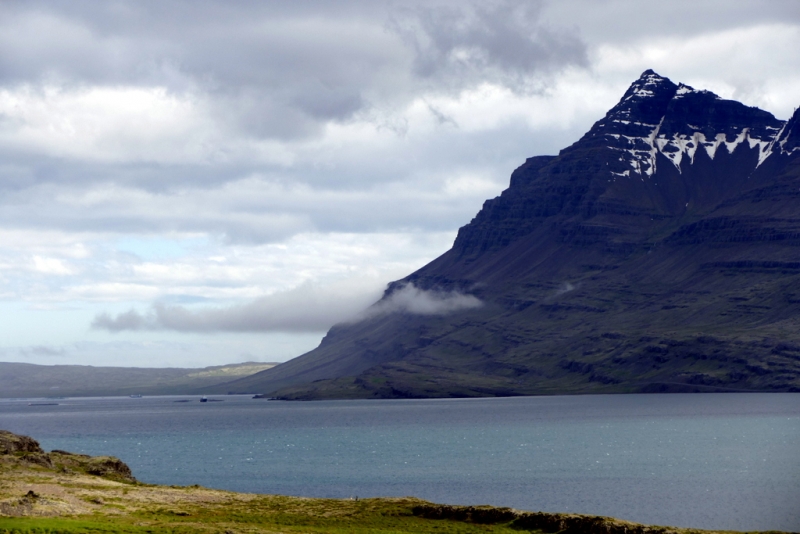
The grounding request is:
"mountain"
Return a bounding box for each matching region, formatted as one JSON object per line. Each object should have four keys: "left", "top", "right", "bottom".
{"left": 0, "top": 361, "right": 276, "bottom": 398}
{"left": 220, "top": 70, "right": 800, "bottom": 399}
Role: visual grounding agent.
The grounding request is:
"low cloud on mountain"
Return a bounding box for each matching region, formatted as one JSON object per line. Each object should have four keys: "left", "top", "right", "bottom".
{"left": 93, "top": 278, "right": 386, "bottom": 333}
{"left": 365, "top": 282, "right": 482, "bottom": 318}
{"left": 92, "top": 280, "right": 482, "bottom": 334}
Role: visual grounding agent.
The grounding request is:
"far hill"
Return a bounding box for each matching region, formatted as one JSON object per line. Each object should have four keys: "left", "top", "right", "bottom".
{"left": 215, "top": 70, "right": 800, "bottom": 399}
{"left": 0, "top": 361, "right": 276, "bottom": 398}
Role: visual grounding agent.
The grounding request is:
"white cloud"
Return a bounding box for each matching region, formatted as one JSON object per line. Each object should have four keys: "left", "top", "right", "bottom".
{"left": 0, "top": 85, "right": 202, "bottom": 162}
{"left": 0, "top": 85, "right": 304, "bottom": 166}
{"left": 0, "top": 229, "right": 455, "bottom": 305}
{"left": 32, "top": 255, "right": 75, "bottom": 275}
{"left": 364, "top": 282, "right": 483, "bottom": 317}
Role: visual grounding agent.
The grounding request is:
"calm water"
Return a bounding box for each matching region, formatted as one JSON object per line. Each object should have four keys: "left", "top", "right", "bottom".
{"left": 1, "top": 394, "right": 798, "bottom": 531}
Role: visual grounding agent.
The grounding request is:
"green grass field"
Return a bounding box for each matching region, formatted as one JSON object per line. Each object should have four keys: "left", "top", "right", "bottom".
{"left": 0, "top": 497, "right": 529, "bottom": 534}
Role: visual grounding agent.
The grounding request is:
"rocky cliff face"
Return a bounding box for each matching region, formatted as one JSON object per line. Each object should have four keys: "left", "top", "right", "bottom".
{"left": 221, "top": 71, "right": 800, "bottom": 399}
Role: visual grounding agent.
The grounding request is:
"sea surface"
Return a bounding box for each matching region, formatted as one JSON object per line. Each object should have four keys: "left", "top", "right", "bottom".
{"left": 1, "top": 393, "right": 798, "bottom": 531}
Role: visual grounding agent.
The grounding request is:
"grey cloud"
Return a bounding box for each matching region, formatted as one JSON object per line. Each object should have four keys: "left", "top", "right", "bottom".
{"left": 92, "top": 279, "right": 385, "bottom": 333}
{"left": 92, "top": 309, "right": 149, "bottom": 331}
{"left": 0, "top": 2, "right": 393, "bottom": 137}
{"left": 426, "top": 103, "right": 458, "bottom": 127}
{"left": 0, "top": 2, "right": 397, "bottom": 139}
{"left": 0, "top": 119, "right": 583, "bottom": 243}
{"left": 0, "top": 0, "right": 586, "bottom": 143}
{"left": 0, "top": 0, "right": 792, "bottom": 149}
{"left": 0, "top": 178, "right": 471, "bottom": 244}
{"left": 18, "top": 345, "right": 67, "bottom": 357}
{"left": 389, "top": 0, "right": 587, "bottom": 92}
{"left": 0, "top": 0, "right": 594, "bottom": 248}
{"left": 547, "top": 0, "right": 800, "bottom": 44}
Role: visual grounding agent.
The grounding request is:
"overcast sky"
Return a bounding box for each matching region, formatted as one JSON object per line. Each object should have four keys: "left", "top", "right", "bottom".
{"left": 1, "top": 0, "right": 798, "bottom": 368}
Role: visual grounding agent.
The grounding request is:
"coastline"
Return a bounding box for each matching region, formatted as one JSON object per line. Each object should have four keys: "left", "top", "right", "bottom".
{"left": 1, "top": 430, "right": 793, "bottom": 534}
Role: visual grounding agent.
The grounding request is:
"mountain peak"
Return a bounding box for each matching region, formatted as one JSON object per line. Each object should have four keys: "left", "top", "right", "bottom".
{"left": 576, "top": 71, "right": 784, "bottom": 177}
{"left": 636, "top": 69, "right": 668, "bottom": 82}
{"left": 614, "top": 70, "right": 678, "bottom": 111}
{"left": 625, "top": 69, "right": 676, "bottom": 97}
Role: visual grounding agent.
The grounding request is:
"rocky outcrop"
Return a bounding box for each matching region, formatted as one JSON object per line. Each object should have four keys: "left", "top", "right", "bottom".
{"left": 0, "top": 430, "right": 45, "bottom": 455}
{"left": 0, "top": 430, "right": 135, "bottom": 483}
{"left": 0, "top": 430, "right": 52, "bottom": 468}
{"left": 50, "top": 451, "right": 135, "bottom": 483}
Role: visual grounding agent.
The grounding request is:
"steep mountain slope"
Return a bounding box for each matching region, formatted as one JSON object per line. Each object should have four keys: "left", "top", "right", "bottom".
{"left": 221, "top": 70, "right": 800, "bottom": 398}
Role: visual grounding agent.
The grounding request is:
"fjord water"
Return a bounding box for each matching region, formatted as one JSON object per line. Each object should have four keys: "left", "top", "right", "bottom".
{"left": 1, "top": 394, "right": 798, "bottom": 531}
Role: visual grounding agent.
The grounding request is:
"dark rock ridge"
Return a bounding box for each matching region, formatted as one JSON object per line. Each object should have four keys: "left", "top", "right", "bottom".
{"left": 218, "top": 70, "right": 800, "bottom": 399}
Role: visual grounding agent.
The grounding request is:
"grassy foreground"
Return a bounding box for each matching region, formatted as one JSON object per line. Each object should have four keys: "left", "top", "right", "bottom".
{"left": 0, "top": 431, "right": 787, "bottom": 534}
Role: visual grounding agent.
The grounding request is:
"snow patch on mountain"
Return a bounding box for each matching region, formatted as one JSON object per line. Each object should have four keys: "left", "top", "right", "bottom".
{"left": 603, "top": 115, "right": 667, "bottom": 177}
{"left": 598, "top": 76, "right": 787, "bottom": 176}
{"left": 756, "top": 119, "right": 799, "bottom": 166}
{"left": 577, "top": 71, "right": 795, "bottom": 180}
